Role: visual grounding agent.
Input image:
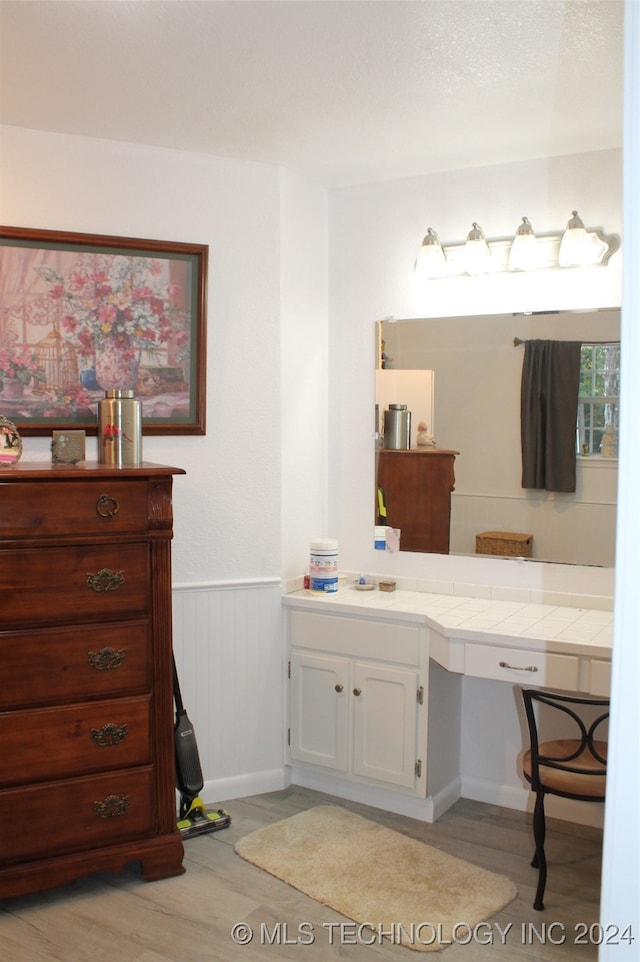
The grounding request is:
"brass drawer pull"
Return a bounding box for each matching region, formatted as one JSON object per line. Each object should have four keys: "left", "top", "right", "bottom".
{"left": 353, "top": 688, "right": 362, "bottom": 696}
{"left": 90, "top": 723, "right": 128, "bottom": 747}
{"left": 499, "top": 660, "right": 539, "bottom": 673}
{"left": 335, "top": 684, "right": 344, "bottom": 693}
{"left": 86, "top": 568, "right": 125, "bottom": 592}
{"left": 96, "top": 494, "right": 120, "bottom": 518}
{"left": 94, "top": 794, "right": 130, "bottom": 819}
{"left": 88, "top": 647, "right": 126, "bottom": 671}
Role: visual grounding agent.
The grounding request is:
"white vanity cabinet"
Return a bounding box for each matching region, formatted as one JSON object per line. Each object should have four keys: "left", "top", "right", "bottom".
{"left": 283, "top": 588, "right": 612, "bottom": 825}
{"left": 287, "top": 608, "right": 428, "bottom": 795}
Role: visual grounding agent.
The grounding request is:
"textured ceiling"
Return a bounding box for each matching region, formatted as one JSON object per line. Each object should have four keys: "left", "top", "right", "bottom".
{"left": 0, "top": 0, "right": 624, "bottom": 188}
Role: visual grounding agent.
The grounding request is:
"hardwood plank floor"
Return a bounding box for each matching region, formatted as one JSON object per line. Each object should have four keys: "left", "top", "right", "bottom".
{"left": 0, "top": 787, "right": 604, "bottom": 961}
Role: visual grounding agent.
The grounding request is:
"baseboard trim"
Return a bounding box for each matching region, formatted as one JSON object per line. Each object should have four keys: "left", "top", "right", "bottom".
{"left": 290, "top": 767, "right": 437, "bottom": 822}
{"left": 461, "top": 776, "right": 605, "bottom": 828}
{"left": 198, "top": 769, "right": 288, "bottom": 806}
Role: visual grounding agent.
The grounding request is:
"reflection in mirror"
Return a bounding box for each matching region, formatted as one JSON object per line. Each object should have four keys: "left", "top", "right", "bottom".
{"left": 376, "top": 309, "right": 619, "bottom": 566}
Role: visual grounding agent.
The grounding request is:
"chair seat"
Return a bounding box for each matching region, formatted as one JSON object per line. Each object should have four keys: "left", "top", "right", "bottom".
{"left": 523, "top": 738, "right": 607, "bottom": 797}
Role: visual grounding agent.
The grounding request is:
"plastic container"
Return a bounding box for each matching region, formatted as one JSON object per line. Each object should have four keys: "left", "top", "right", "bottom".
{"left": 383, "top": 404, "right": 411, "bottom": 449}
{"left": 309, "top": 538, "right": 339, "bottom": 593}
{"left": 98, "top": 390, "right": 142, "bottom": 466}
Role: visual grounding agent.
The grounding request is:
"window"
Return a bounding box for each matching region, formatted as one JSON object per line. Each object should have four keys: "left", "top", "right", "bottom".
{"left": 577, "top": 343, "right": 620, "bottom": 457}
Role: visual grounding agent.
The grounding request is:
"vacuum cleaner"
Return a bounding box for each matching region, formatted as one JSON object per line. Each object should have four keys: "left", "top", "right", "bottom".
{"left": 173, "top": 654, "right": 231, "bottom": 839}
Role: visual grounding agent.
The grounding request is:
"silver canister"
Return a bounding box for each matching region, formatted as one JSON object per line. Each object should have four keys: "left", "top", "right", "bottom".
{"left": 98, "top": 390, "right": 142, "bottom": 465}
{"left": 383, "top": 403, "right": 411, "bottom": 449}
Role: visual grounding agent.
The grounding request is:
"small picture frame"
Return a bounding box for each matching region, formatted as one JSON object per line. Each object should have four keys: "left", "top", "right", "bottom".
{"left": 0, "top": 415, "right": 23, "bottom": 465}
{"left": 52, "top": 429, "right": 86, "bottom": 464}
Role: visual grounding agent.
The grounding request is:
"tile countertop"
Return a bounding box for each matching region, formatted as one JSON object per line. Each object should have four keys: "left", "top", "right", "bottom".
{"left": 283, "top": 584, "right": 614, "bottom": 661}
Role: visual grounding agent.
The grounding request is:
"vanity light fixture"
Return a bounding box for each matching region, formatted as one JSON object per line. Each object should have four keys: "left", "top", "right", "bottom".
{"left": 558, "top": 210, "right": 588, "bottom": 266}
{"left": 557, "top": 209, "right": 614, "bottom": 267}
{"left": 415, "top": 228, "right": 447, "bottom": 279}
{"left": 415, "top": 210, "right": 619, "bottom": 279}
{"left": 508, "top": 216, "right": 540, "bottom": 272}
{"left": 463, "top": 222, "right": 492, "bottom": 275}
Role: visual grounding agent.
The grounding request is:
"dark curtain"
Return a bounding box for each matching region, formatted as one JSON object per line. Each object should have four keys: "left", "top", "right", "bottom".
{"left": 521, "top": 339, "right": 582, "bottom": 492}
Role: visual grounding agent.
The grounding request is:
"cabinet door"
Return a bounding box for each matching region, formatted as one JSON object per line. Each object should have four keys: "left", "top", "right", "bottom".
{"left": 352, "top": 662, "right": 418, "bottom": 789}
{"left": 289, "top": 652, "right": 349, "bottom": 771}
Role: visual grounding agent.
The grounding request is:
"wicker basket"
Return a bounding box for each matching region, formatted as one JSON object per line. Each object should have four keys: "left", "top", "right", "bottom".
{"left": 475, "top": 531, "right": 533, "bottom": 558}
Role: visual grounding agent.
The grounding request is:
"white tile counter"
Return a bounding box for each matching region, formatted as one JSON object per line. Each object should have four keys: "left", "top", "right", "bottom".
{"left": 283, "top": 584, "right": 614, "bottom": 661}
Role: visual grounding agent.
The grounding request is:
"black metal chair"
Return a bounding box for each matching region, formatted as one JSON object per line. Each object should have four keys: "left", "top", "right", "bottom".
{"left": 521, "top": 688, "right": 608, "bottom": 910}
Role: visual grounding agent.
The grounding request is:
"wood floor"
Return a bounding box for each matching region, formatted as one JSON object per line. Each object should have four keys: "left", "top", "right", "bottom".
{"left": 0, "top": 786, "right": 604, "bottom": 961}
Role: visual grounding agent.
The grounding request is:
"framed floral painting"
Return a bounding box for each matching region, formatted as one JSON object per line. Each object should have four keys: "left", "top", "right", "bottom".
{"left": 0, "top": 226, "right": 208, "bottom": 435}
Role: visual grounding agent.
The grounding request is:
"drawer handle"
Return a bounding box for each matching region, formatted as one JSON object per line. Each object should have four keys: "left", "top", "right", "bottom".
{"left": 499, "top": 660, "right": 539, "bottom": 673}
{"left": 90, "top": 723, "right": 128, "bottom": 747}
{"left": 86, "top": 568, "right": 125, "bottom": 592}
{"left": 94, "top": 794, "right": 130, "bottom": 819}
{"left": 353, "top": 688, "right": 362, "bottom": 696}
{"left": 335, "top": 684, "right": 344, "bottom": 693}
{"left": 96, "top": 494, "right": 120, "bottom": 518}
{"left": 88, "top": 647, "right": 127, "bottom": 671}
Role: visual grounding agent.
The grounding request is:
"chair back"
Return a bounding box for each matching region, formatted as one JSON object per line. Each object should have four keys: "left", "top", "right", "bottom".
{"left": 522, "top": 689, "right": 608, "bottom": 798}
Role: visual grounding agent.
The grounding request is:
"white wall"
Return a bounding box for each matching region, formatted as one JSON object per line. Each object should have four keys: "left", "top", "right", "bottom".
{"left": 280, "top": 169, "right": 330, "bottom": 583}
{"left": 0, "top": 124, "right": 330, "bottom": 801}
{"left": 599, "top": 2, "right": 640, "bottom": 950}
{"left": 1, "top": 124, "right": 287, "bottom": 582}
{"left": 329, "top": 149, "right": 622, "bottom": 598}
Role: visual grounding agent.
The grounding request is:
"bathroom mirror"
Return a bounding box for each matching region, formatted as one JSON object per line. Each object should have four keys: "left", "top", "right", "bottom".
{"left": 376, "top": 308, "right": 620, "bottom": 566}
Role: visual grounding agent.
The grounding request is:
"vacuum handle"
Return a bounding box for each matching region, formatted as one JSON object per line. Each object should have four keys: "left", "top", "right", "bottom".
{"left": 172, "top": 653, "right": 185, "bottom": 714}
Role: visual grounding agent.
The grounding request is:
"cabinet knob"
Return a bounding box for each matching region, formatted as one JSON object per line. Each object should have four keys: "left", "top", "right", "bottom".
{"left": 335, "top": 684, "right": 344, "bottom": 693}
{"left": 353, "top": 688, "right": 362, "bottom": 696}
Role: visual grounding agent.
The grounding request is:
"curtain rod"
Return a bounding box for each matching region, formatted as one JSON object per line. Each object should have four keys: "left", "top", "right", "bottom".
{"left": 513, "top": 337, "right": 620, "bottom": 347}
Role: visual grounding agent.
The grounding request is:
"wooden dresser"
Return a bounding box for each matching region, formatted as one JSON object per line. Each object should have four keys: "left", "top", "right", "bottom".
{"left": 376, "top": 448, "right": 458, "bottom": 553}
{"left": 0, "top": 462, "right": 186, "bottom": 898}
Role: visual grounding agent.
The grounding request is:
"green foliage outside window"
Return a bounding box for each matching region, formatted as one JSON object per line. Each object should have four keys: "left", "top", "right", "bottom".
{"left": 577, "top": 343, "right": 620, "bottom": 457}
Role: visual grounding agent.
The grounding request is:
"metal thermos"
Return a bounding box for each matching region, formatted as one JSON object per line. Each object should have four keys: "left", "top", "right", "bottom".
{"left": 98, "top": 390, "right": 142, "bottom": 466}
{"left": 383, "top": 403, "right": 411, "bottom": 449}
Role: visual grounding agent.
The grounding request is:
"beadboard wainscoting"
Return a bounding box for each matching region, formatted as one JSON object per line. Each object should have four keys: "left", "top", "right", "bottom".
{"left": 172, "top": 580, "right": 287, "bottom": 805}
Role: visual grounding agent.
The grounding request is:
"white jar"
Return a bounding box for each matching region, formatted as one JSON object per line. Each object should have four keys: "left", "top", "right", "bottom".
{"left": 309, "top": 538, "right": 339, "bottom": 593}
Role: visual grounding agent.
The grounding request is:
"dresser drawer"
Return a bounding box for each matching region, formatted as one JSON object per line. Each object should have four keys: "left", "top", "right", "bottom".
{"left": 0, "top": 621, "right": 152, "bottom": 709}
{"left": 0, "top": 696, "right": 152, "bottom": 787}
{"left": 0, "top": 480, "right": 150, "bottom": 539}
{"left": 0, "top": 543, "right": 150, "bottom": 628}
{"left": 0, "top": 767, "right": 156, "bottom": 865}
{"left": 464, "top": 642, "right": 580, "bottom": 690}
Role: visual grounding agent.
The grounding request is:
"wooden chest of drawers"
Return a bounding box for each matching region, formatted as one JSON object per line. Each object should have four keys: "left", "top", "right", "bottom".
{"left": 376, "top": 448, "right": 458, "bottom": 553}
{"left": 0, "top": 462, "right": 186, "bottom": 898}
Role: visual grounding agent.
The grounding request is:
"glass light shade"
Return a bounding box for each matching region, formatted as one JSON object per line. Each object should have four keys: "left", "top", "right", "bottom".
{"left": 509, "top": 216, "right": 540, "bottom": 271}
{"left": 463, "top": 222, "right": 491, "bottom": 275}
{"left": 415, "top": 228, "right": 447, "bottom": 279}
{"left": 558, "top": 210, "right": 589, "bottom": 267}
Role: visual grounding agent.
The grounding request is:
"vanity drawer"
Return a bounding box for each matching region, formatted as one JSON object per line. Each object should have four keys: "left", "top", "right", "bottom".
{"left": 0, "top": 767, "right": 156, "bottom": 866}
{"left": 589, "top": 659, "right": 612, "bottom": 696}
{"left": 0, "top": 696, "right": 152, "bottom": 787}
{"left": 464, "top": 642, "right": 580, "bottom": 690}
{"left": 289, "top": 610, "right": 421, "bottom": 665}
{"left": 0, "top": 621, "right": 152, "bottom": 709}
{"left": 0, "top": 543, "right": 150, "bottom": 628}
{"left": 0, "top": 480, "right": 150, "bottom": 539}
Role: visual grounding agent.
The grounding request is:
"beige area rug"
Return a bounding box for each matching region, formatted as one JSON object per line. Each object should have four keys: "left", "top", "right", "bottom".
{"left": 235, "top": 805, "right": 517, "bottom": 952}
